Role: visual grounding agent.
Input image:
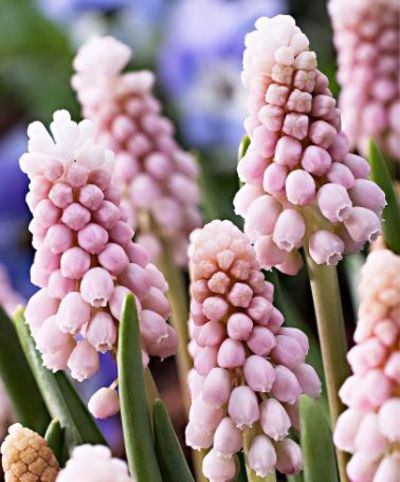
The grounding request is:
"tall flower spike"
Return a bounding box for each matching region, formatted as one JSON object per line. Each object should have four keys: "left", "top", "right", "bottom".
{"left": 0, "top": 265, "right": 24, "bottom": 316}
{"left": 334, "top": 250, "right": 400, "bottom": 482}
{"left": 1, "top": 423, "right": 60, "bottom": 482}
{"left": 72, "top": 36, "right": 202, "bottom": 266}
{"left": 56, "top": 445, "right": 134, "bottom": 482}
{"left": 235, "top": 15, "right": 385, "bottom": 274}
{"left": 21, "top": 110, "right": 175, "bottom": 387}
{"left": 329, "top": 0, "right": 400, "bottom": 160}
{"left": 186, "top": 220, "right": 320, "bottom": 481}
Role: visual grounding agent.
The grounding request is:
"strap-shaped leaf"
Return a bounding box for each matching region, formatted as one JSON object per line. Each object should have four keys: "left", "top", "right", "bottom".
{"left": 45, "top": 418, "right": 64, "bottom": 465}
{"left": 118, "top": 294, "right": 162, "bottom": 482}
{"left": 0, "top": 304, "right": 50, "bottom": 433}
{"left": 153, "top": 399, "right": 194, "bottom": 482}
{"left": 13, "top": 308, "right": 106, "bottom": 458}
{"left": 300, "top": 396, "right": 339, "bottom": 482}
{"left": 369, "top": 140, "right": 400, "bottom": 254}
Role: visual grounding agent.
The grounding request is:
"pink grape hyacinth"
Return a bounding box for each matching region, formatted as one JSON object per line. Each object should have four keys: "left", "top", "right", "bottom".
{"left": 0, "top": 265, "right": 24, "bottom": 316}
{"left": 20, "top": 110, "right": 176, "bottom": 386}
{"left": 186, "top": 220, "right": 321, "bottom": 481}
{"left": 235, "top": 15, "right": 385, "bottom": 275}
{"left": 329, "top": 0, "right": 400, "bottom": 160}
{"left": 72, "top": 36, "right": 202, "bottom": 266}
{"left": 334, "top": 249, "right": 400, "bottom": 482}
{"left": 56, "top": 445, "right": 134, "bottom": 482}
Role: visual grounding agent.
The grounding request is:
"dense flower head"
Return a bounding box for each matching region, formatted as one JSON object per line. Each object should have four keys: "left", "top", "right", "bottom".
{"left": 21, "top": 110, "right": 175, "bottom": 384}
{"left": 234, "top": 15, "right": 385, "bottom": 275}
{"left": 0, "top": 265, "right": 24, "bottom": 316}
{"left": 334, "top": 250, "right": 400, "bottom": 482}
{"left": 72, "top": 36, "right": 202, "bottom": 266}
{"left": 56, "top": 445, "right": 134, "bottom": 482}
{"left": 186, "top": 220, "right": 320, "bottom": 481}
{"left": 329, "top": 0, "right": 400, "bottom": 159}
{"left": 1, "top": 424, "right": 59, "bottom": 482}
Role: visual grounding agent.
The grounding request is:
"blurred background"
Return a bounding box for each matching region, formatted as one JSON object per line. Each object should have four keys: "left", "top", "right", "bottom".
{"left": 0, "top": 0, "right": 339, "bottom": 457}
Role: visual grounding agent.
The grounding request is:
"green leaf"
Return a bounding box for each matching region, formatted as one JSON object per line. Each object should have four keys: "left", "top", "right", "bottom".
{"left": 300, "top": 396, "right": 339, "bottom": 482}
{"left": 0, "top": 304, "right": 50, "bottom": 433}
{"left": 238, "top": 135, "right": 250, "bottom": 161}
{"left": 368, "top": 140, "right": 400, "bottom": 254}
{"left": 288, "top": 473, "right": 304, "bottom": 482}
{"left": 13, "top": 308, "right": 106, "bottom": 460}
{"left": 153, "top": 399, "right": 194, "bottom": 482}
{"left": 45, "top": 419, "right": 64, "bottom": 465}
{"left": 118, "top": 294, "right": 162, "bottom": 482}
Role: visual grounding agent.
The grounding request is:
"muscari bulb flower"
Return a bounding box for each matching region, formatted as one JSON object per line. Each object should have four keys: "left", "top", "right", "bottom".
{"left": 1, "top": 423, "right": 60, "bottom": 482}
{"left": 21, "top": 110, "right": 175, "bottom": 390}
{"left": 234, "top": 15, "right": 385, "bottom": 275}
{"left": 334, "top": 250, "right": 400, "bottom": 482}
{"left": 329, "top": 0, "right": 400, "bottom": 160}
{"left": 72, "top": 36, "right": 202, "bottom": 266}
{"left": 0, "top": 265, "right": 24, "bottom": 316}
{"left": 56, "top": 445, "right": 134, "bottom": 482}
{"left": 185, "top": 220, "right": 321, "bottom": 481}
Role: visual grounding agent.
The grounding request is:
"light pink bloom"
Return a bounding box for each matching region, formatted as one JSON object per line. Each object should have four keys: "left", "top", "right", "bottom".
{"left": 334, "top": 250, "right": 400, "bottom": 481}
{"left": 235, "top": 15, "right": 385, "bottom": 274}
{"left": 88, "top": 387, "right": 120, "bottom": 419}
{"left": 72, "top": 36, "right": 202, "bottom": 266}
{"left": 329, "top": 0, "right": 400, "bottom": 159}
{"left": 56, "top": 444, "right": 134, "bottom": 482}
{"left": 0, "top": 265, "right": 24, "bottom": 316}
{"left": 21, "top": 111, "right": 175, "bottom": 389}
{"left": 186, "top": 220, "right": 320, "bottom": 478}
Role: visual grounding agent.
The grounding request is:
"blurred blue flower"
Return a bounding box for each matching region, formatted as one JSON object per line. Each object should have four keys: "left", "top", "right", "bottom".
{"left": 0, "top": 126, "right": 33, "bottom": 298}
{"left": 158, "top": 0, "right": 287, "bottom": 160}
{"left": 37, "top": 0, "right": 133, "bottom": 19}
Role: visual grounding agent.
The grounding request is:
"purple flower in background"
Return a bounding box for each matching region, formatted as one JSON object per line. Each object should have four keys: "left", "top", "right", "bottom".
{"left": 158, "top": 0, "right": 287, "bottom": 160}
{"left": 37, "top": 0, "right": 133, "bottom": 19}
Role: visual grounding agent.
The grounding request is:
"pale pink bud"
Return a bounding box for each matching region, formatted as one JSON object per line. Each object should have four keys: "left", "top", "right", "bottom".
{"left": 36, "top": 314, "right": 72, "bottom": 355}
{"left": 34, "top": 199, "right": 61, "bottom": 228}
{"left": 334, "top": 409, "right": 364, "bottom": 452}
{"left": 247, "top": 435, "right": 276, "bottom": 478}
{"left": 62, "top": 203, "right": 91, "bottom": 231}
{"left": 244, "top": 195, "right": 282, "bottom": 240}
{"left": 45, "top": 224, "right": 74, "bottom": 254}
{"left": 202, "top": 368, "right": 232, "bottom": 408}
{"left": 228, "top": 386, "right": 259, "bottom": 428}
{"left": 273, "top": 209, "right": 305, "bottom": 252}
{"left": 268, "top": 308, "right": 285, "bottom": 334}
{"left": 88, "top": 387, "right": 120, "bottom": 419}
{"left": 98, "top": 243, "right": 129, "bottom": 275}
{"left": 259, "top": 105, "right": 285, "bottom": 131}
{"left": 309, "top": 230, "right": 345, "bottom": 266}
{"left": 78, "top": 223, "right": 109, "bottom": 255}
{"left": 317, "top": 183, "right": 352, "bottom": 222}
{"left": 274, "top": 136, "right": 302, "bottom": 167}
{"left": 260, "top": 398, "right": 291, "bottom": 441}
{"left": 247, "top": 327, "right": 276, "bottom": 356}
{"left": 125, "top": 242, "right": 150, "bottom": 267}
{"left": 185, "top": 423, "right": 213, "bottom": 450}
{"left": 188, "top": 369, "right": 204, "bottom": 400}
{"left": 147, "top": 324, "right": 177, "bottom": 359}
{"left": 385, "top": 352, "right": 400, "bottom": 383}
{"left": 309, "top": 120, "right": 337, "bottom": 148}
{"left": 119, "top": 264, "right": 151, "bottom": 300}
{"left": 233, "top": 185, "right": 264, "bottom": 216}
{"left": 25, "top": 289, "right": 59, "bottom": 336}
{"left": 254, "top": 236, "right": 286, "bottom": 269}
{"left": 282, "top": 113, "right": 309, "bottom": 141}
{"left": 275, "top": 439, "right": 302, "bottom": 475}
{"left": 202, "top": 296, "right": 229, "bottom": 322}
{"left": 60, "top": 247, "right": 90, "bottom": 279}
{"left": 301, "top": 145, "right": 332, "bottom": 176}
{"left": 326, "top": 163, "right": 355, "bottom": 189}
{"left": 342, "top": 153, "right": 370, "bottom": 179}
{"left": 47, "top": 270, "right": 76, "bottom": 299}
{"left": 349, "top": 179, "right": 386, "bottom": 214}
{"left": 276, "top": 251, "right": 303, "bottom": 275}
{"left": 271, "top": 365, "right": 302, "bottom": 404}
{"left": 79, "top": 184, "right": 104, "bottom": 210}
{"left": 109, "top": 221, "right": 134, "bottom": 246}
{"left": 140, "top": 310, "right": 169, "bottom": 346}
{"left": 196, "top": 321, "right": 225, "bottom": 347}
{"left": 189, "top": 396, "right": 223, "bottom": 431}
{"left": 194, "top": 346, "right": 218, "bottom": 376}
{"left": 202, "top": 450, "right": 236, "bottom": 482}
{"left": 247, "top": 297, "right": 273, "bottom": 323}
{"left": 347, "top": 452, "right": 376, "bottom": 482}
{"left": 344, "top": 207, "right": 381, "bottom": 243}
{"left": 252, "top": 126, "right": 279, "bottom": 158}
{"left": 67, "top": 340, "right": 99, "bottom": 381}
{"left": 42, "top": 339, "right": 75, "bottom": 372}
{"left": 244, "top": 355, "right": 276, "bottom": 392}
{"left": 278, "top": 327, "right": 309, "bottom": 354}
{"left": 271, "top": 334, "right": 306, "bottom": 369}
{"left": 227, "top": 313, "right": 253, "bottom": 341}
{"left": 109, "top": 286, "right": 131, "bottom": 320}
{"left": 354, "top": 413, "right": 386, "bottom": 458}
{"left": 86, "top": 312, "right": 116, "bottom": 353}
{"left": 141, "top": 288, "right": 170, "bottom": 319}
{"left": 293, "top": 363, "right": 321, "bottom": 397}
{"left": 263, "top": 163, "right": 287, "bottom": 194}
{"left": 56, "top": 291, "right": 90, "bottom": 333}
{"left": 378, "top": 398, "right": 400, "bottom": 442}
{"left": 48, "top": 183, "right": 73, "bottom": 209}
{"left": 81, "top": 267, "right": 114, "bottom": 307}
{"left": 285, "top": 169, "right": 316, "bottom": 206}
{"left": 93, "top": 201, "right": 120, "bottom": 229}
{"left": 213, "top": 417, "right": 242, "bottom": 456}
{"left": 217, "top": 339, "right": 246, "bottom": 369}
{"left": 374, "top": 456, "right": 400, "bottom": 482}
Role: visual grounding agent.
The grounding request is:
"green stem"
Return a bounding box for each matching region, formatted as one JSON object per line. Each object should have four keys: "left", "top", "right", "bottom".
{"left": 242, "top": 427, "right": 277, "bottom": 482}
{"left": 304, "top": 253, "right": 350, "bottom": 482}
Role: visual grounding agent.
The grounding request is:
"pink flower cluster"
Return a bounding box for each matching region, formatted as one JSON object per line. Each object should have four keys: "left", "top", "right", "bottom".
{"left": 334, "top": 249, "right": 400, "bottom": 482}
{"left": 186, "top": 220, "right": 320, "bottom": 481}
{"left": 72, "top": 36, "right": 202, "bottom": 266}
{"left": 235, "top": 15, "right": 385, "bottom": 275}
{"left": 21, "top": 110, "right": 176, "bottom": 382}
{"left": 57, "top": 445, "right": 134, "bottom": 482}
{"left": 329, "top": 0, "right": 400, "bottom": 160}
{"left": 0, "top": 265, "right": 24, "bottom": 316}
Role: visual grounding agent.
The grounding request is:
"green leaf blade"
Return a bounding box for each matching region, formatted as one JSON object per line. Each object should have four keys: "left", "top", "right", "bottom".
{"left": 45, "top": 419, "right": 64, "bottom": 465}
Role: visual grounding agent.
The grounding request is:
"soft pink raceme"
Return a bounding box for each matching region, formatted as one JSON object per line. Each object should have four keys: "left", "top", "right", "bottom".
{"left": 186, "top": 220, "right": 320, "bottom": 481}
{"left": 235, "top": 15, "right": 385, "bottom": 274}
{"left": 72, "top": 36, "right": 202, "bottom": 266}
{"left": 56, "top": 445, "right": 134, "bottom": 482}
{"left": 0, "top": 265, "right": 24, "bottom": 316}
{"left": 334, "top": 250, "right": 400, "bottom": 482}
{"left": 329, "top": 0, "right": 400, "bottom": 160}
{"left": 21, "top": 110, "right": 175, "bottom": 387}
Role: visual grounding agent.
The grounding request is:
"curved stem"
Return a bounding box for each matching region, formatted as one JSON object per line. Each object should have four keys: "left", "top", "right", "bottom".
{"left": 304, "top": 252, "right": 350, "bottom": 482}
